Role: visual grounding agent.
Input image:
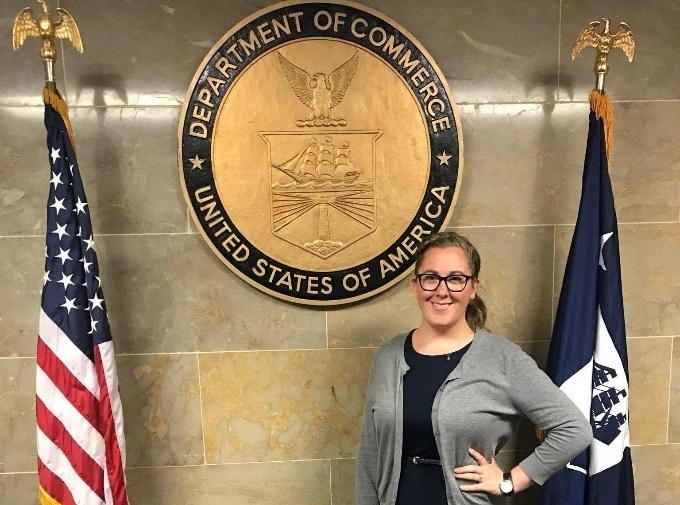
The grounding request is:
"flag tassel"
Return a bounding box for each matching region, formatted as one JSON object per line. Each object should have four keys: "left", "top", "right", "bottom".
{"left": 42, "top": 86, "right": 77, "bottom": 152}
{"left": 589, "top": 89, "right": 613, "bottom": 161}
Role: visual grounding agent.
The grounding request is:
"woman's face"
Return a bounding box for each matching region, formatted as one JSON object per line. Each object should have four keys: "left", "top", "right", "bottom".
{"left": 411, "top": 246, "right": 479, "bottom": 334}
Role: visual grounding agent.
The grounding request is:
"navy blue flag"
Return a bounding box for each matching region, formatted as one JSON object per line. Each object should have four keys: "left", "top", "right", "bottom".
{"left": 540, "top": 111, "right": 635, "bottom": 505}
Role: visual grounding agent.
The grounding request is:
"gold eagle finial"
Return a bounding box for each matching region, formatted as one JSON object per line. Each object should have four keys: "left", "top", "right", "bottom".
{"left": 278, "top": 51, "right": 359, "bottom": 127}
{"left": 13, "top": 0, "right": 83, "bottom": 63}
{"left": 572, "top": 18, "right": 635, "bottom": 92}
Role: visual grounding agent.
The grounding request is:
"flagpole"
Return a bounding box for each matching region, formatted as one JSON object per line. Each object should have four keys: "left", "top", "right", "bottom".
{"left": 13, "top": 3, "right": 131, "bottom": 504}
{"left": 540, "top": 16, "right": 637, "bottom": 505}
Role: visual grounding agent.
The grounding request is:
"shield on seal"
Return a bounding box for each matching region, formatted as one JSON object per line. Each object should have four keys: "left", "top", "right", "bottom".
{"left": 261, "top": 131, "right": 381, "bottom": 259}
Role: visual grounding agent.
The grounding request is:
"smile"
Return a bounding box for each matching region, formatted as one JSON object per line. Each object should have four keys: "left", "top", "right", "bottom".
{"left": 431, "top": 301, "right": 453, "bottom": 310}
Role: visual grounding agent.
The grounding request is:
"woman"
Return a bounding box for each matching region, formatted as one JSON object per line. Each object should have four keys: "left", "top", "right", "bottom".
{"left": 355, "top": 232, "right": 592, "bottom": 505}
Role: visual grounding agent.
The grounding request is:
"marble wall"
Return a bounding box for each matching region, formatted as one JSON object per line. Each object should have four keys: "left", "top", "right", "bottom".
{"left": 1, "top": 0, "right": 678, "bottom": 504}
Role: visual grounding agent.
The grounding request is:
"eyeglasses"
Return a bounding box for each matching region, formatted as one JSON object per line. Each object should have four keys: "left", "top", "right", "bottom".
{"left": 415, "top": 273, "right": 473, "bottom": 292}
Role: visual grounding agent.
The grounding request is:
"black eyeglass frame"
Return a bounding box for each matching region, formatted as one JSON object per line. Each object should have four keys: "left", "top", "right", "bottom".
{"left": 414, "top": 273, "right": 474, "bottom": 292}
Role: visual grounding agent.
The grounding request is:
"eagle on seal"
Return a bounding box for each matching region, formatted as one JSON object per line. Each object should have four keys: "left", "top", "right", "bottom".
{"left": 278, "top": 51, "right": 359, "bottom": 122}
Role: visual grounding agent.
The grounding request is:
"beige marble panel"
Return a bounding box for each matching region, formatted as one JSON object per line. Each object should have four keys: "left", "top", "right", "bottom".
{"left": 668, "top": 337, "right": 680, "bottom": 443}
{"left": 631, "top": 444, "right": 680, "bottom": 505}
{"left": 0, "top": 108, "right": 49, "bottom": 236}
{"left": 620, "top": 224, "right": 680, "bottom": 337}
{"left": 561, "top": 0, "right": 680, "bottom": 101}
{"left": 609, "top": 102, "right": 680, "bottom": 223}
{"left": 454, "top": 102, "right": 588, "bottom": 227}
{"left": 64, "top": 107, "right": 187, "bottom": 235}
{"left": 0, "top": 237, "right": 43, "bottom": 357}
{"left": 554, "top": 223, "right": 680, "bottom": 338}
{"left": 328, "top": 277, "right": 421, "bottom": 349}
{"left": 628, "top": 337, "right": 672, "bottom": 445}
{"left": 117, "top": 353, "right": 203, "bottom": 467}
{"left": 0, "top": 358, "right": 36, "bottom": 473}
{"left": 0, "top": 472, "right": 37, "bottom": 505}
{"left": 459, "top": 226, "right": 555, "bottom": 341}
{"left": 95, "top": 233, "right": 326, "bottom": 353}
{"left": 331, "top": 458, "right": 356, "bottom": 505}
{"left": 200, "top": 348, "right": 374, "bottom": 463}
{"left": 126, "top": 460, "right": 330, "bottom": 505}
{"left": 455, "top": 100, "right": 679, "bottom": 228}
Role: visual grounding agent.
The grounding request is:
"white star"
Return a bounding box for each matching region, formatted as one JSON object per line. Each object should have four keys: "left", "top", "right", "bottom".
{"left": 83, "top": 235, "right": 95, "bottom": 251}
{"left": 190, "top": 155, "right": 205, "bottom": 170}
{"left": 599, "top": 232, "right": 614, "bottom": 270}
{"left": 51, "top": 223, "right": 69, "bottom": 240}
{"left": 50, "top": 148, "right": 61, "bottom": 163}
{"left": 61, "top": 297, "right": 77, "bottom": 314}
{"left": 75, "top": 197, "right": 88, "bottom": 215}
{"left": 56, "top": 247, "right": 72, "bottom": 263}
{"left": 50, "top": 197, "right": 66, "bottom": 215}
{"left": 436, "top": 151, "right": 452, "bottom": 166}
{"left": 43, "top": 270, "right": 51, "bottom": 286}
{"left": 50, "top": 171, "right": 63, "bottom": 189}
{"left": 89, "top": 292, "right": 105, "bottom": 310}
{"left": 82, "top": 257, "right": 92, "bottom": 273}
{"left": 57, "top": 273, "right": 75, "bottom": 289}
{"left": 90, "top": 318, "right": 99, "bottom": 334}
{"left": 69, "top": 164, "right": 75, "bottom": 175}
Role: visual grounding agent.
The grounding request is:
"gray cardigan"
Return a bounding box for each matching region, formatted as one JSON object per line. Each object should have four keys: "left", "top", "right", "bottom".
{"left": 355, "top": 330, "right": 592, "bottom": 505}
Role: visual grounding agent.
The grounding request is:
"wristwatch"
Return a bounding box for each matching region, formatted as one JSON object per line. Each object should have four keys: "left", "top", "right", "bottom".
{"left": 499, "top": 472, "right": 514, "bottom": 497}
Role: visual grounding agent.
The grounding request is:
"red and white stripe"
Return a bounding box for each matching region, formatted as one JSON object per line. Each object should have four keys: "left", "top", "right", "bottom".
{"left": 37, "top": 310, "right": 129, "bottom": 505}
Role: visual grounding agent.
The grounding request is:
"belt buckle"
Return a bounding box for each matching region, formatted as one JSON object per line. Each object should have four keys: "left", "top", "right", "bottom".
{"left": 412, "top": 456, "right": 421, "bottom": 464}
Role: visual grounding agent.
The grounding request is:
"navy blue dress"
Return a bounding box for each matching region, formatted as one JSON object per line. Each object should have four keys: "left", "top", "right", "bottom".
{"left": 396, "top": 331, "right": 471, "bottom": 505}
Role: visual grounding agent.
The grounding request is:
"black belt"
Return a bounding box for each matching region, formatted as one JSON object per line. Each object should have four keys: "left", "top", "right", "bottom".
{"left": 404, "top": 456, "right": 442, "bottom": 466}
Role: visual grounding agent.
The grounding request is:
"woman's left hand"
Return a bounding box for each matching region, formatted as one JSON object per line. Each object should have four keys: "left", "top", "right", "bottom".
{"left": 454, "top": 447, "right": 504, "bottom": 496}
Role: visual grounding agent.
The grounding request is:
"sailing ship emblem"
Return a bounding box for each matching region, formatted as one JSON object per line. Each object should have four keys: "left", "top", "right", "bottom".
{"left": 273, "top": 136, "right": 361, "bottom": 184}
{"left": 591, "top": 362, "right": 628, "bottom": 445}
{"left": 261, "top": 132, "right": 381, "bottom": 259}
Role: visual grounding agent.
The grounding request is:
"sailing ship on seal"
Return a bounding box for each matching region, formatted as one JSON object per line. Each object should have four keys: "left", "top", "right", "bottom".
{"left": 273, "top": 136, "right": 361, "bottom": 184}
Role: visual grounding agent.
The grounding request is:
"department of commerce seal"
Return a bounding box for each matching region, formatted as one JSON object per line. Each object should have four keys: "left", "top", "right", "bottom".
{"left": 179, "top": 0, "right": 463, "bottom": 305}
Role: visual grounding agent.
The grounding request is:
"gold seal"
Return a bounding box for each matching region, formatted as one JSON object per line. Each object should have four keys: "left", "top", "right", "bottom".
{"left": 179, "top": 1, "right": 463, "bottom": 305}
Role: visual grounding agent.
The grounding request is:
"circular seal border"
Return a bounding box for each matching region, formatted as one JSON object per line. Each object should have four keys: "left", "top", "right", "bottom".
{"left": 178, "top": 0, "right": 464, "bottom": 305}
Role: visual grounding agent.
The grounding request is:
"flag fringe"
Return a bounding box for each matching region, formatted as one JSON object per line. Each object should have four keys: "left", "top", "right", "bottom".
{"left": 38, "top": 485, "right": 61, "bottom": 505}
{"left": 42, "top": 86, "right": 77, "bottom": 152}
{"left": 589, "top": 89, "right": 613, "bottom": 161}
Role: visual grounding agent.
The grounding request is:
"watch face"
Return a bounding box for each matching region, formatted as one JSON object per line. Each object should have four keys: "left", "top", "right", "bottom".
{"left": 500, "top": 480, "right": 513, "bottom": 493}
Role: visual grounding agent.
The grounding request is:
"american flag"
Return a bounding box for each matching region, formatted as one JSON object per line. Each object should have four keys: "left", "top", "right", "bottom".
{"left": 37, "top": 94, "right": 129, "bottom": 505}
